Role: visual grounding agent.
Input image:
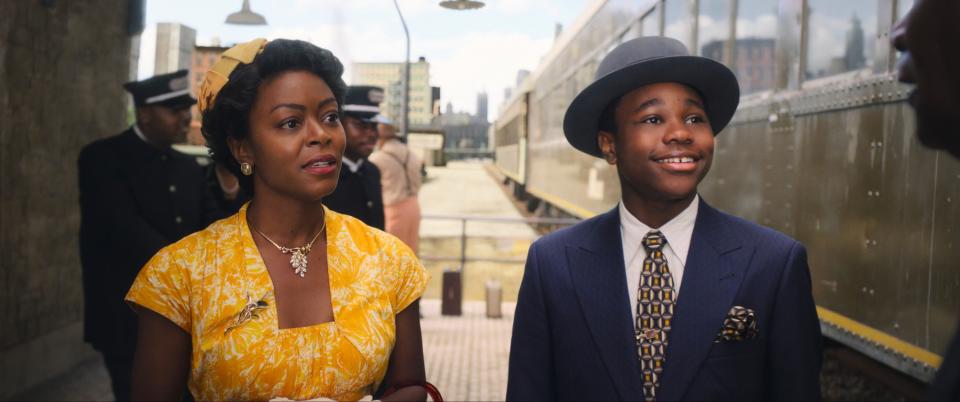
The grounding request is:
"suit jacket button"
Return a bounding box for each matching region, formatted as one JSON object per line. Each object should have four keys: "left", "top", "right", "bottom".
{"left": 169, "top": 185, "right": 177, "bottom": 193}
{"left": 367, "top": 201, "right": 373, "bottom": 208}
{"left": 175, "top": 216, "right": 182, "bottom": 224}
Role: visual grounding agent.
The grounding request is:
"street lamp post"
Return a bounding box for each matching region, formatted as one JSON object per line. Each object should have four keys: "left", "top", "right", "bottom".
{"left": 390, "top": 0, "right": 486, "bottom": 138}
{"left": 439, "top": 0, "right": 485, "bottom": 10}
{"left": 225, "top": 0, "right": 267, "bottom": 25}
{"left": 392, "top": 0, "right": 411, "bottom": 138}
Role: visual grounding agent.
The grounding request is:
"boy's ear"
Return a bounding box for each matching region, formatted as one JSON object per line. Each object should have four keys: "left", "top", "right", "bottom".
{"left": 597, "top": 131, "right": 617, "bottom": 165}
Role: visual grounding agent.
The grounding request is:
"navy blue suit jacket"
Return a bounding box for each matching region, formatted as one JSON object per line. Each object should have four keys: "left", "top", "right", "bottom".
{"left": 507, "top": 199, "right": 822, "bottom": 401}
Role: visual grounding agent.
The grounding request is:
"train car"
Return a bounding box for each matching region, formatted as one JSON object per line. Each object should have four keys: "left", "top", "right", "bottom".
{"left": 494, "top": 89, "right": 529, "bottom": 197}
{"left": 493, "top": 0, "right": 958, "bottom": 382}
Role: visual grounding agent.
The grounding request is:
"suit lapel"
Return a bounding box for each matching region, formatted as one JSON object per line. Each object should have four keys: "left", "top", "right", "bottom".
{"left": 566, "top": 208, "right": 645, "bottom": 401}
{"left": 657, "top": 199, "right": 754, "bottom": 401}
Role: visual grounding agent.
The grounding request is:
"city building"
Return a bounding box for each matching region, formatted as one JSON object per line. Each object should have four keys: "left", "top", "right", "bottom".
{"left": 476, "top": 91, "right": 488, "bottom": 122}
{"left": 438, "top": 98, "right": 491, "bottom": 153}
{"left": 702, "top": 37, "right": 775, "bottom": 94}
{"left": 185, "top": 43, "right": 229, "bottom": 145}
{"left": 154, "top": 23, "right": 196, "bottom": 74}
{"left": 352, "top": 57, "right": 436, "bottom": 127}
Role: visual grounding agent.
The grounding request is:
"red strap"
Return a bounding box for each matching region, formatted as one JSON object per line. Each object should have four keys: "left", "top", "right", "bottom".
{"left": 382, "top": 381, "right": 443, "bottom": 402}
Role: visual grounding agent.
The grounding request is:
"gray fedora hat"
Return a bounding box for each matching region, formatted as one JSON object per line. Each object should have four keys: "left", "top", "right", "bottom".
{"left": 563, "top": 36, "right": 740, "bottom": 158}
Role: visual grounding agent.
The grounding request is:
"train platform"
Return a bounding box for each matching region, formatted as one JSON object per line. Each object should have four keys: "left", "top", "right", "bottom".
{"left": 10, "top": 299, "right": 516, "bottom": 401}
{"left": 417, "top": 161, "right": 542, "bottom": 302}
{"left": 419, "top": 160, "right": 536, "bottom": 238}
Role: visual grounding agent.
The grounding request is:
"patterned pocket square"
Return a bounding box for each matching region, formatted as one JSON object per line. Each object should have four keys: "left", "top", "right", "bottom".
{"left": 714, "top": 306, "right": 758, "bottom": 343}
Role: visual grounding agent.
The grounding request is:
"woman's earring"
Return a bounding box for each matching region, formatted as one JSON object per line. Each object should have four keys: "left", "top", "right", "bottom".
{"left": 240, "top": 162, "right": 253, "bottom": 176}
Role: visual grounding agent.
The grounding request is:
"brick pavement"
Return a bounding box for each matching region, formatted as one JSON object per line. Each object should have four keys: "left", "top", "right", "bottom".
{"left": 420, "top": 299, "right": 514, "bottom": 402}
{"left": 10, "top": 299, "right": 515, "bottom": 402}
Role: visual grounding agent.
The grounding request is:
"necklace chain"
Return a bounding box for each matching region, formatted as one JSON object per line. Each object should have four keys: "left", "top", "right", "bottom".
{"left": 253, "top": 216, "right": 326, "bottom": 278}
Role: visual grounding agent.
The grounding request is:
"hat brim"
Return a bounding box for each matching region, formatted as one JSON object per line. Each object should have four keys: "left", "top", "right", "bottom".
{"left": 563, "top": 55, "right": 740, "bottom": 158}
{"left": 149, "top": 94, "right": 198, "bottom": 110}
{"left": 345, "top": 111, "right": 378, "bottom": 121}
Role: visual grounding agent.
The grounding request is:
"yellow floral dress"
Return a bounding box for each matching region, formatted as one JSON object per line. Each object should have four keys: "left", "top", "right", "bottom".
{"left": 125, "top": 204, "right": 429, "bottom": 401}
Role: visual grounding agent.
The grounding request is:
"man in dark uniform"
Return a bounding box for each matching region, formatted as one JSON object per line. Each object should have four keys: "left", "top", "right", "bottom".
{"left": 324, "top": 85, "right": 386, "bottom": 230}
{"left": 78, "top": 69, "right": 221, "bottom": 400}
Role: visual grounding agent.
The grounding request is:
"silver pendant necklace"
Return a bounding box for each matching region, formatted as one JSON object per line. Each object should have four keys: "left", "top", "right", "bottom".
{"left": 253, "top": 218, "right": 326, "bottom": 278}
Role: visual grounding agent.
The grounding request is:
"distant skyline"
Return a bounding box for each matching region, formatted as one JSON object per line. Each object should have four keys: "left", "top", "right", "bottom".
{"left": 138, "top": 0, "right": 591, "bottom": 119}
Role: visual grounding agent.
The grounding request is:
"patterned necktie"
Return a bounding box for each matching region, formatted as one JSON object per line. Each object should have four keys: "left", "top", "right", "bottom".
{"left": 635, "top": 231, "right": 675, "bottom": 402}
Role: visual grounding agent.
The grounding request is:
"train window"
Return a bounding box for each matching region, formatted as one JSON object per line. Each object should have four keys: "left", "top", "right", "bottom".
{"left": 733, "top": 0, "right": 778, "bottom": 94}
{"left": 698, "top": 0, "right": 732, "bottom": 63}
{"left": 641, "top": 5, "right": 660, "bottom": 36}
{"left": 895, "top": 0, "right": 914, "bottom": 63}
{"left": 664, "top": 0, "right": 695, "bottom": 50}
{"left": 897, "top": 0, "right": 915, "bottom": 20}
{"left": 805, "top": 0, "right": 878, "bottom": 80}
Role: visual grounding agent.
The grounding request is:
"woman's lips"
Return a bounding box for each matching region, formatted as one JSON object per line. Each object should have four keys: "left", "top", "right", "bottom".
{"left": 302, "top": 156, "right": 337, "bottom": 175}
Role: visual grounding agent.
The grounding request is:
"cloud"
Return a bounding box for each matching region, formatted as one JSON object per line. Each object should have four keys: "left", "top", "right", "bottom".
{"left": 262, "top": 25, "right": 553, "bottom": 118}
{"left": 430, "top": 31, "right": 552, "bottom": 115}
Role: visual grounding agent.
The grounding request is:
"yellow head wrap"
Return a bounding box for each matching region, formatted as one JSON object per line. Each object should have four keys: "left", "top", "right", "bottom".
{"left": 197, "top": 38, "right": 268, "bottom": 114}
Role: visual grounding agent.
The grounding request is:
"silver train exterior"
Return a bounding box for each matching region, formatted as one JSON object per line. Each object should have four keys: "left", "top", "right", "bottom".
{"left": 494, "top": 0, "right": 957, "bottom": 382}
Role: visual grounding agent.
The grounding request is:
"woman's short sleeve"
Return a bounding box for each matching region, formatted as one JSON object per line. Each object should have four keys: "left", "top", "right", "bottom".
{"left": 390, "top": 241, "right": 430, "bottom": 313}
{"left": 125, "top": 247, "right": 192, "bottom": 331}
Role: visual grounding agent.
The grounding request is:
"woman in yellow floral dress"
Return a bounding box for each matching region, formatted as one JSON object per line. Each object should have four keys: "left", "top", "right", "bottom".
{"left": 125, "top": 38, "right": 429, "bottom": 401}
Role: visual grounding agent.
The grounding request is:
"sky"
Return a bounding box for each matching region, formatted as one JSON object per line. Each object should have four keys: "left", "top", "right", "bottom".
{"left": 139, "top": 0, "right": 592, "bottom": 119}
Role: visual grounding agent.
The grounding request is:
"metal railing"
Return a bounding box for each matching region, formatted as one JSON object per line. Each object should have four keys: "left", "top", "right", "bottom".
{"left": 443, "top": 149, "right": 495, "bottom": 161}
{"left": 418, "top": 214, "right": 581, "bottom": 269}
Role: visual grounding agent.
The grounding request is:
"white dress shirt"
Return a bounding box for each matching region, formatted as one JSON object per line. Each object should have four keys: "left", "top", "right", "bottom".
{"left": 619, "top": 195, "right": 699, "bottom": 321}
{"left": 341, "top": 156, "right": 363, "bottom": 173}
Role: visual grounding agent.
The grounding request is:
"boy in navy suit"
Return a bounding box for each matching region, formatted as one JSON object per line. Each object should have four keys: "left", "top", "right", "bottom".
{"left": 506, "top": 37, "right": 822, "bottom": 401}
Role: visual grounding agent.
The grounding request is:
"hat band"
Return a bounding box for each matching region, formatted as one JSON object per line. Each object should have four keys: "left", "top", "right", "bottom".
{"left": 145, "top": 88, "right": 191, "bottom": 104}
{"left": 197, "top": 38, "right": 268, "bottom": 114}
{"left": 343, "top": 104, "right": 380, "bottom": 113}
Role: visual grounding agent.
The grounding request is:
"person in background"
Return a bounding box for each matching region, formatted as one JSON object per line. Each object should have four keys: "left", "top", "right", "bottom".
{"left": 892, "top": 0, "right": 960, "bottom": 399}
{"left": 323, "top": 86, "right": 386, "bottom": 230}
{"left": 78, "top": 69, "right": 222, "bottom": 400}
{"left": 369, "top": 114, "right": 423, "bottom": 251}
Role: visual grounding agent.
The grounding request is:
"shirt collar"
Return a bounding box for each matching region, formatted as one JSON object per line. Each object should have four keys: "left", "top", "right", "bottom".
{"left": 619, "top": 194, "right": 699, "bottom": 265}
{"left": 341, "top": 157, "right": 363, "bottom": 173}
